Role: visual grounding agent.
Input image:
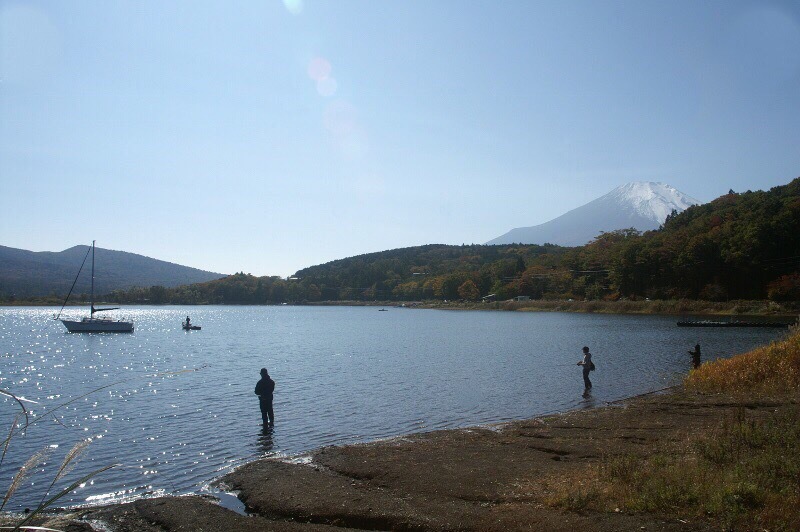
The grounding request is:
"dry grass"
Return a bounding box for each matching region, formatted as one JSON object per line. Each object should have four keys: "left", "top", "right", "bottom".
{"left": 543, "top": 409, "right": 800, "bottom": 530}
{"left": 686, "top": 327, "right": 800, "bottom": 395}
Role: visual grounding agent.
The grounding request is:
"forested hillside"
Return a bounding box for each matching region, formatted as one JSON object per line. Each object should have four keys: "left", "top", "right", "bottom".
{"left": 565, "top": 178, "right": 800, "bottom": 301}
{"left": 102, "top": 245, "right": 568, "bottom": 304}
{"left": 100, "top": 177, "right": 800, "bottom": 305}
{"left": 0, "top": 245, "right": 225, "bottom": 299}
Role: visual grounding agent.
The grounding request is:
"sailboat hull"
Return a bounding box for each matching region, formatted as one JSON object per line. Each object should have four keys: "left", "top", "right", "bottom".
{"left": 55, "top": 240, "right": 135, "bottom": 333}
{"left": 61, "top": 318, "right": 134, "bottom": 333}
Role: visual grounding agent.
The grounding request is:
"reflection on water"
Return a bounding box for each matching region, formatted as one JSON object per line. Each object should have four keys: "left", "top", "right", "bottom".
{"left": 258, "top": 425, "right": 275, "bottom": 454}
{"left": 580, "top": 388, "right": 597, "bottom": 408}
{"left": 0, "top": 305, "right": 785, "bottom": 511}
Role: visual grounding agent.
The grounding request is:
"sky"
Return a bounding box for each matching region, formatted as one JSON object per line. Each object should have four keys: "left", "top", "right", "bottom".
{"left": 1, "top": 0, "right": 799, "bottom": 277}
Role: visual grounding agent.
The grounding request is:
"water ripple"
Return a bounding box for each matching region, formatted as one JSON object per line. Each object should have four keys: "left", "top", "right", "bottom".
{"left": 0, "top": 305, "right": 783, "bottom": 511}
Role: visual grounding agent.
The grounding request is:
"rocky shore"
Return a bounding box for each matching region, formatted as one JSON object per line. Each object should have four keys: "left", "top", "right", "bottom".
{"left": 11, "top": 387, "right": 794, "bottom": 531}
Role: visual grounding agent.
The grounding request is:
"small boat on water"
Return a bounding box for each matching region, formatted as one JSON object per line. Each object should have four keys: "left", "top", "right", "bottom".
{"left": 378, "top": 308, "right": 388, "bottom": 312}
{"left": 54, "top": 241, "right": 134, "bottom": 333}
{"left": 182, "top": 322, "right": 201, "bottom": 330}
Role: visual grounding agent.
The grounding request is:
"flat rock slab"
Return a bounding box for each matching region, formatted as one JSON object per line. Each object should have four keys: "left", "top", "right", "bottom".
{"left": 74, "top": 496, "right": 355, "bottom": 532}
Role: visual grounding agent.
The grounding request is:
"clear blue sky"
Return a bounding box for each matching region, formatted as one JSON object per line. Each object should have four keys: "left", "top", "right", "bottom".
{"left": 2, "top": 0, "right": 799, "bottom": 277}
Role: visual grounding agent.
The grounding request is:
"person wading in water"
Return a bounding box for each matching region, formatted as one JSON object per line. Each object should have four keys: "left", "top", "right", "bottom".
{"left": 688, "top": 343, "right": 701, "bottom": 369}
{"left": 255, "top": 368, "right": 275, "bottom": 425}
{"left": 577, "top": 346, "right": 595, "bottom": 389}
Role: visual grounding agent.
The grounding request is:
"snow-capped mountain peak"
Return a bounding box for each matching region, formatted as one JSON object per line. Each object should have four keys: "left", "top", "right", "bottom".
{"left": 486, "top": 181, "right": 701, "bottom": 247}
{"left": 607, "top": 182, "right": 700, "bottom": 224}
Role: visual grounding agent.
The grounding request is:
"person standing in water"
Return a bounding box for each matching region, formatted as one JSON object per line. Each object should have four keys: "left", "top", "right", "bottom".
{"left": 688, "top": 344, "right": 701, "bottom": 369}
{"left": 255, "top": 368, "right": 275, "bottom": 425}
{"left": 577, "top": 346, "right": 594, "bottom": 389}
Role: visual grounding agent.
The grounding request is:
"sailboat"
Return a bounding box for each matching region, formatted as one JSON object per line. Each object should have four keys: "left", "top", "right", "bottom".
{"left": 54, "top": 241, "right": 134, "bottom": 333}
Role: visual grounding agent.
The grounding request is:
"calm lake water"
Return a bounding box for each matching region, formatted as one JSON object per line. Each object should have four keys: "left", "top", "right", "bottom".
{"left": 0, "top": 305, "right": 786, "bottom": 511}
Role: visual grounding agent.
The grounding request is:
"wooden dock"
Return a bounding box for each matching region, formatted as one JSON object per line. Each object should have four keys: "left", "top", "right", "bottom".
{"left": 677, "top": 319, "right": 795, "bottom": 328}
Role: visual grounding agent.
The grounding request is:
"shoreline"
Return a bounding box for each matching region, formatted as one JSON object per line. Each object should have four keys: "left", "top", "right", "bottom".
{"left": 4, "top": 298, "right": 799, "bottom": 319}
{"left": 8, "top": 384, "right": 789, "bottom": 531}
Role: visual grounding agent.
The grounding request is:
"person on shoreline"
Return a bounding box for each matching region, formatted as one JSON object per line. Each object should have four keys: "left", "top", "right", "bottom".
{"left": 688, "top": 343, "right": 701, "bottom": 369}
{"left": 577, "top": 346, "right": 594, "bottom": 389}
{"left": 255, "top": 368, "right": 275, "bottom": 425}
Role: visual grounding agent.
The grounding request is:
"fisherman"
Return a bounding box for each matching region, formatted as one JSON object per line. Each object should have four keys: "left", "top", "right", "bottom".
{"left": 577, "top": 346, "right": 594, "bottom": 389}
{"left": 185, "top": 316, "right": 191, "bottom": 327}
{"left": 255, "top": 368, "right": 275, "bottom": 425}
{"left": 688, "top": 343, "right": 701, "bottom": 369}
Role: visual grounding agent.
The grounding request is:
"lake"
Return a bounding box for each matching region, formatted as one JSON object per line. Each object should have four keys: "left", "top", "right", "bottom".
{"left": 0, "top": 305, "right": 786, "bottom": 511}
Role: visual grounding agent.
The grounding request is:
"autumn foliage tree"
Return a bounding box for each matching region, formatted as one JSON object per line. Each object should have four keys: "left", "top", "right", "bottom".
{"left": 457, "top": 279, "right": 480, "bottom": 301}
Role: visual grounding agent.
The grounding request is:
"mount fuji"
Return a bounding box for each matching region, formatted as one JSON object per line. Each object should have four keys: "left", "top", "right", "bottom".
{"left": 486, "top": 182, "right": 700, "bottom": 246}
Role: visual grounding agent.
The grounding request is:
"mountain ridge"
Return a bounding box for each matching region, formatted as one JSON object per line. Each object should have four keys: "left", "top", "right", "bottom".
{"left": 487, "top": 182, "right": 700, "bottom": 246}
{"left": 0, "top": 244, "right": 226, "bottom": 298}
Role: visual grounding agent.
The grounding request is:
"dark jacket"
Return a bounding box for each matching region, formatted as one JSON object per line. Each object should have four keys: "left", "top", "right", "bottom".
{"left": 255, "top": 377, "right": 275, "bottom": 401}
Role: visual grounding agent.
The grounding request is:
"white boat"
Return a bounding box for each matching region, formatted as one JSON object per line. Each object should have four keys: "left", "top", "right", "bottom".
{"left": 55, "top": 241, "right": 134, "bottom": 333}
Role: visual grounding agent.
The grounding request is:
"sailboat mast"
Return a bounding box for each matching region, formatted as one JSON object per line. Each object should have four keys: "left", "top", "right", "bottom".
{"left": 90, "top": 240, "right": 95, "bottom": 316}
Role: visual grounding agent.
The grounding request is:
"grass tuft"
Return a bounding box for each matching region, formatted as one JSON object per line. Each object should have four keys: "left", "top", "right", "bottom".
{"left": 2, "top": 447, "right": 54, "bottom": 511}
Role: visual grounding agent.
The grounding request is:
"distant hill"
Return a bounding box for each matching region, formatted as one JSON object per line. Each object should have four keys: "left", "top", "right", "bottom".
{"left": 292, "top": 243, "right": 567, "bottom": 300}
{"left": 106, "top": 244, "right": 568, "bottom": 304}
{"left": 0, "top": 244, "right": 226, "bottom": 298}
{"left": 487, "top": 182, "right": 700, "bottom": 246}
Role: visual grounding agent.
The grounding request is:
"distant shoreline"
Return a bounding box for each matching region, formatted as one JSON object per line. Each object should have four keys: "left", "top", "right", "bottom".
{"left": 312, "top": 298, "right": 800, "bottom": 317}
{"left": 3, "top": 298, "right": 799, "bottom": 318}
